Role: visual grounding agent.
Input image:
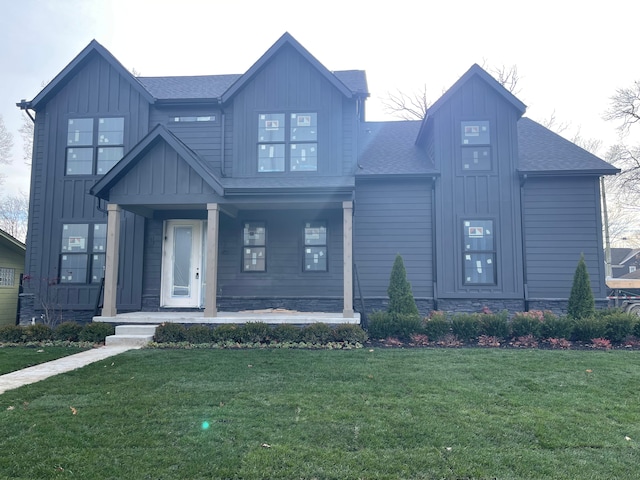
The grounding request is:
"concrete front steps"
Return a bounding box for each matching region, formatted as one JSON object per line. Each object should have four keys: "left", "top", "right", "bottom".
{"left": 105, "top": 324, "right": 159, "bottom": 347}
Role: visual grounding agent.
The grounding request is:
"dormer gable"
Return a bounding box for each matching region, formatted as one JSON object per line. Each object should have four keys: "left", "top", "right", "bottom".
{"left": 20, "top": 40, "right": 153, "bottom": 111}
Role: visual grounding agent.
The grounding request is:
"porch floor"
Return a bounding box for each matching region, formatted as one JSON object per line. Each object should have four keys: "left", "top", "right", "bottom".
{"left": 94, "top": 310, "right": 360, "bottom": 325}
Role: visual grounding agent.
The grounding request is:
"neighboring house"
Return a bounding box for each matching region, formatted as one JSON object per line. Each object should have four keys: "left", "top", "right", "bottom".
{"left": 0, "top": 230, "right": 25, "bottom": 326}
{"left": 16, "top": 33, "right": 619, "bottom": 324}
{"left": 610, "top": 248, "right": 640, "bottom": 278}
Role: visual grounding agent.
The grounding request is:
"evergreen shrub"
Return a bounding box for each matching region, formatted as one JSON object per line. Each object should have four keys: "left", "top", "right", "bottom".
{"left": 24, "top": 324, "right": 53, "bottom": 341}
{"left": 567, "top": 254, "right": 595, "bottom": 319}
{"left": 540, "top": 314, "right": 573, "bottom": 340}
{"left": 0, "top": 325, "right": 24, "bottom": 343}
{"left": 54, "top": 321, "right": 83, "bottom": 342}
{"left": 238, "top": 322, "right": 272, "bottom": 343}
{"left": 479, "top": 311, "right": 510, "bottom": 339}
{"left": 572, "top": 317, "right": 607, "bottom": 342}
{"left": 153, "top": 323, "right": 186, "bottom": 343}
{"left": 212, "top": 324, "right": 240, "bottom": 343}
{"left": 300, "top": 323, "right": 333, "bottom": 344}
{"left": 332, "top": 324, "right": 368, "bottom": 343}
{"left": 422, "top": 312, "right": 450, "bottom": 341}
{"left": 511, "top": 311, "right": 544, "bottom": 339}
{"left": 271, "top": 324, "right": 301, "bottom": 343}
{"left": 79, "top": 322, "right": 115, "bottom": 343}
{"left": 603, "top": 312, "right": 636, "bottom": 343}
{"left": 451, "top": 314, "right": 480, "bottom": 343}
{"left": 185, "top": 325, "right": 214, "bottom": 344}
{"left": 368, "top": 312, "right": 421, "bottom": 340}
{"left": 387, "top": 254, "right": 419, "bottom": 315}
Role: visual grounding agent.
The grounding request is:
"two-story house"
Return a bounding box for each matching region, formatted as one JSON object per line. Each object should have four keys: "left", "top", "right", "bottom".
{"left": 17, "top": 33, "right": 618, "bottom": 325}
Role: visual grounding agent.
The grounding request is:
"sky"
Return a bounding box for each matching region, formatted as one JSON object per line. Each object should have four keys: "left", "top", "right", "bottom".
{"left": 0, "top": 0, "right": 638, "bottom": 199}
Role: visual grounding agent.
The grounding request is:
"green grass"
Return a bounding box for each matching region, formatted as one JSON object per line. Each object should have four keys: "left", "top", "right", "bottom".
{"left": 0, "top": 349, "right": 639, "bottom": 479}
{"left": 0, "top": 346, "right": 89, "bottom": 375}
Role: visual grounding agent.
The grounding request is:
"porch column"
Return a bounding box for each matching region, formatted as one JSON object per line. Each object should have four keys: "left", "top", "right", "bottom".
{"left": 102, "top": 204, "right": 121, "bottom": 317}
{"left": 343, "top": 201, "right": 354, "bottom": 318}
{"left": 204, "top": 203, "right": 219, "bottom": 317}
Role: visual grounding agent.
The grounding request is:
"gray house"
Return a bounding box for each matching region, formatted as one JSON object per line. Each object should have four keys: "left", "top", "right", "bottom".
{"left": 17, "top": 33, "right": 618, "bottom": 324}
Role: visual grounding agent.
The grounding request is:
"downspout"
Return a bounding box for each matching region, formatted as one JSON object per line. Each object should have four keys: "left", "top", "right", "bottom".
{"left": 431, "top": 175, "right": 438, "bottom": 311}
{"left": 601, "top": 177, "right": 612, "bottom": 279}
{"left": 519, "top": 174, "right": 529, "bottom": 311}
{"left": 220, "top": 110, "right": 226, "bottom": 177}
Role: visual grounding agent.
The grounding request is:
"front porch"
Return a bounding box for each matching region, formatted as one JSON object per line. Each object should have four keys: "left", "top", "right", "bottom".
{"left": 95, "top": 310, "right": 360, "bottom": 325}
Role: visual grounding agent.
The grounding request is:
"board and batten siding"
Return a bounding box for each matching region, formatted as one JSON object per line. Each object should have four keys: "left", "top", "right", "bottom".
{"left": 432, "top": 75, "right": 524, "bottom": 298}
{"left": 230, "top": 45, "right": 355, "bottom": 178}
{"left": 27, "top": 53, "right": 150, "bottom": 311}
{"left": 354, "top": 178, "right": 433, "bottom": 299}
{"left": 523, "top": 176, "right": 607, "bottom": 299}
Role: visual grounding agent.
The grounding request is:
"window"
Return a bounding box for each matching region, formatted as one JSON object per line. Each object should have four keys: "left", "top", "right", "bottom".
{"left": 66, "top": 117, "right": 124, "bottom": 175}
{"left": 460, "top": 121, "right": 491, "bottom": 171}
{"left": 257, "top": 113, "right": 317, "bottom": 172}
{"left": 304, "top": 221, "right": 327, "bottom": 272}
{"left": 60, "top": 223, "right": 106, "bottom": 283}
{"left": 0, "top": 268, "right": 15, "bottom": 287}
{"left": 172, "top": 116, "right": 215, "bottom": 122}
{"left": 243, "top": 222, "right": 266, "bottom": 272}
{"left": 630, "top": 266, "right": 637, "bottom": 273}
{"left": 462, "top": 219, "right": 496, "bottom": 285}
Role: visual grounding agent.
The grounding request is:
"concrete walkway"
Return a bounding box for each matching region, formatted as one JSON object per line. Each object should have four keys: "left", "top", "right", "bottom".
{"left": 0, "top": 346, "right": 138, "bottom": 394}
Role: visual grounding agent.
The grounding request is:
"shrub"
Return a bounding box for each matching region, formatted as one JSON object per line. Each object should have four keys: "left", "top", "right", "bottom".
{"left": 185, "top": 325, "right": 214, "bottom": 344}
{"left": 511, "top": 311, "right": 544, "bottom": 339}
{"left": 300, "top": 323, "right": 333, "bottom": 344}
{"left": 271, "top": 324, "right": 301, "bottom": 343}
{"left": 153, "top": 323, "right": 186, "bottom": 343}
{"left": 387, "top": 254, "right": 419, "bottom": 316}
{"left": 572, "top": 317, "right": 606, "bottom": 343}
{"left": 238, "top": 322, "right": 271, "bottom": 343}
{"left": 479, "top": 311, "right": 509, "bottom": 339}
{"left": 634, "top": 320, "right": 640, "bottom": 338}
{"left": 24, "top": 324, "right": 53, "bottom": 341}
{"left": 212, "top": 324, "right": 240, "bottom": 343}
{"left": 567, "top": 254, "right": 595, "bottom": 319}
{"left": 0, "top": 325, "right": 25, "bottom": 343}
{"left": 332, "top": 324, "right": 368, "bottom": 343}
{"left": 604, "top": 312, "right": 636, "bottom": 343}
{"left": 540, "top": 315, "right": 573, "bottom": 340}
{"left": 422, "top": 312, "right": 450, "bottom": 341}
{"left": 368, "top": 312, "right": 421, "bottom": 341}
{"left": 80, "top": 322, "right": 115, "bottom": 343}
{"left": 54, "top": 321, "right": 83, "bottom": 342}
{"left": 450, "top": 314, "right": 480, "bottom": 343}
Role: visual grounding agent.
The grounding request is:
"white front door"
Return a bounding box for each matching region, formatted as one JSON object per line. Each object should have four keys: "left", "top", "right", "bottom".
{"left": 161, "top": 220, "right": 204, "bottom": 308}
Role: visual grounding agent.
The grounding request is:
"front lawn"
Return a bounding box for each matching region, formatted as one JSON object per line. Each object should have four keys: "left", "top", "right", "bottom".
{"left": 1, "top": 349, "right": 639, "bottom": 479}
{"left": 0, "top": 346, "right": 89, "bottom": 376}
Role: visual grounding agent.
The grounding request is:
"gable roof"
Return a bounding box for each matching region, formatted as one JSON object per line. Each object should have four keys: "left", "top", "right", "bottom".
{"left": 23, "top": 40, "right": 153, "bottom": 110}
{"left": 517, "top": 118, "right": 620, "bottom": 176}
{"left": 221, "top": 32, "right": 355, "bottom": 103}
{"left": 90, "top": 124, "right": 224, "bottom": 199}
{"left": 357, "top": 121, "right": 436, "bottom": 176}
{"left": 0, "top": 229, "right": 26, "bottom": 255}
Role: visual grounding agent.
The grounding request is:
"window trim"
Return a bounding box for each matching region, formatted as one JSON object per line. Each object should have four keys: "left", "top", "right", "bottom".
{"left": 59, "top": 223, "right": 107, "bottom": 284}
{"left": 303, "top": 221, "right": 328, "bottom": 273}
{"left": 242, "top": 221, "right": 267, "bottom": 273}
{"left": 65, "top": 115, "right": 125, "bottom": 176}
{"left": 461, "top": 218, "right": 497, "bottom": 286}
{"left": 257, "top": 112, "right": 318, "bottom": 174}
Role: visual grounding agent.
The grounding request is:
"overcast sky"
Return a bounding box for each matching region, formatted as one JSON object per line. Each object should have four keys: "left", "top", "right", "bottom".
{"left": 0, "top": 0, "right": 638, "bottom": 197}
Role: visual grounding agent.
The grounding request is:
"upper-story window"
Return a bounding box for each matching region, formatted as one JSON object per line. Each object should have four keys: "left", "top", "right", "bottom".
{"left": 460, "top": 120, "right": 491, "bottom": 172}
{"left": 258, "top": 113, "right": 317, "bottom": 173}
{"left": 66, "top": 117, "right": 124, "bottom": 175}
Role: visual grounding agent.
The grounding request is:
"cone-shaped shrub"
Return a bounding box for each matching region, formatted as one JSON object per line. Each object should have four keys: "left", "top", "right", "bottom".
{"left": 387, "top": 254, "right": 419, "bottom": 315}
{"left": 567, "top": 254, "right": 595, "bottom": 319}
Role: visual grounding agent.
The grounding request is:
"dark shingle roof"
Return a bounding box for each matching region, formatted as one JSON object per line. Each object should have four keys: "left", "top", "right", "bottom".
{"left": 611, "top": 248, "right": 636, "bottom": 266}
{"left": 357, "top": 121, "right": 435, "bottom": 176}
{"left": 333, "top": 70, "right": 368, "bottom": 95}
{"left": 137, "top": 74, "right": 241, "bottom": 100}
{"left": 518, "top": 117, "right": 619, "bottom": 175}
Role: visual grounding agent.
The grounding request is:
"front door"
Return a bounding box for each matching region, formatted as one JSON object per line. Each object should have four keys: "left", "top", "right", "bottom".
{"left": 161, "top": 220, "right": 204, "bottom": 307}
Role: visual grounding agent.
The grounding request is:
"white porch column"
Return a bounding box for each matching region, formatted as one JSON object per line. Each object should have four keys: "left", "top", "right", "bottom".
{"left": 204, "top": 203, "right": 220, "bottom": 317}
{"left": 343, "top": 201, "right": 354, "bottom": 318}
{"left": 102, "top": 204, "right": 121, "bottom": 317}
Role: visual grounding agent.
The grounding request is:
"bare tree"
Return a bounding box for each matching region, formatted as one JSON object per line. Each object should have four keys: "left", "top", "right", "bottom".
{"left": 19, "top": 113, "right": 34, "bottom": 165}
{"left": 605, "top": 80, "right": 640, "bottom": 135}
{"left": 482, "top": 61, "right": 521, "bottom": 95}
{"left": 383, "top": 84, "right": 430, "bottom": 121}
{"left": 0, "top": 192, "right": 29, "bottom": 242}
{"left": 0, "top": 115, "right": 14, "bottom": 185}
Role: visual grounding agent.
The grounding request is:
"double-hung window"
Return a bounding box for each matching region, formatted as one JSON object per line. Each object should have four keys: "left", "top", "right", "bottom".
{"left": 243, "top": 222, "right": 266, "bottom": 272}
{"left": 258, "top": 113, "right": 317, "bottom": 172}
{"left": 60, "top": 223, "right": 107, "bottom": 283}
{"left": 66, "top": 117, "right": 124, "bottom": 175}
{"left": 462, "top": 219, "right": 496, "bottom": 285}
{"left": 304, "top": 221, "right": 327, "bottom": 272}
{"left": 460, "top": 120, "right": 491, "bottom": 172}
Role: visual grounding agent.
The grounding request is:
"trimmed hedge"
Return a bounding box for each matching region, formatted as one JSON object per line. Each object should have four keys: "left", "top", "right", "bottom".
{"left": 0, "top": 322, "right": 115, "bottom": 344}
{"left": 79, "top": 323, "right": 115, "bottom": 343}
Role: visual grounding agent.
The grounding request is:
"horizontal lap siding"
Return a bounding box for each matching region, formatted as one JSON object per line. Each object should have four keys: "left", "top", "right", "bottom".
{"left": 0, "top": 246, "right": 24, "bottom": 326}
{"left": 218, "top": 210, "right": 344, "bottom": 298}
{"left": 354, "top": 179, "right": 433, "bottom": 298}
{"left": 523, "top": 177, "right": 606, "bottom": 298}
